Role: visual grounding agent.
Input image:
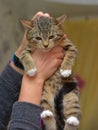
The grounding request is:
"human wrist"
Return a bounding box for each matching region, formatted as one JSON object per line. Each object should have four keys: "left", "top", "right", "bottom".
{"left": 35, "top": 74, "right": 45, "bottom": 85}
{"left": 15, "top": 48, "right": 22, "bottom": 57}
{"left": 15, "top": 44, "right": 24, "bottom": 57}
{"left": 10, "top": 61, "right": 24, "bottom": 75}
{"left": 9, "top": 52, "right": 24, "bottom": 74}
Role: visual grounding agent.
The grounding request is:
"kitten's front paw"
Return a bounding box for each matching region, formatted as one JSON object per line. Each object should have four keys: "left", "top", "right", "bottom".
{"left": 26, "top": 68, "right": 37, "bottom": 76}
{"left": 60, "top": 69, "right": 72, "bottom": 77}
{"left": 66, "top": 116, "right": 79, "bottom": 126}
{"left": 41, "top": 110, "right": 53, "bottom": 119}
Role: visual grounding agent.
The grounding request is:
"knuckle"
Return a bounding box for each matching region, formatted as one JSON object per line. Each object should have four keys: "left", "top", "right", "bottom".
{"left": 57, "top": 46, "right": 64, "bottom": 53}
{"left": 59, "top": 46, "right": 63, "bottom": 51}
{"left": 44, "top": 13, "right": 50, "bottom": 17}
{"left": 51, "top": 46, "right": 64, "bottom": 54}
{"left": 54, "top": 59, "right": 58, "bottom": 64}
{"left": 54, "top": 59, "right": 62, "bottom": 66}
{"left": 54, "top": 59, "right": 60, "bottom": 66}
{"left": 60, "top": 52, "right": 65, "bottom": 58}
{"left": 60, "top": 47, "right": 65, "bottom": 53}
{"left": 58, "top": 46, "right": 63, "bottom": 50}
{"left": 58, "top": 59, "right": 63, "bottom": 64}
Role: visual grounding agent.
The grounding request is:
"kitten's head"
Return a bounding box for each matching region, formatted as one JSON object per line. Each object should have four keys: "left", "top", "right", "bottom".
{"left": 21, "top": 15, "right": 66, "bottom": 49}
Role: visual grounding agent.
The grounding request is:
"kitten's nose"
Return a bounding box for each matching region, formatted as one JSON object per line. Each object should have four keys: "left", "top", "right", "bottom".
{"left": 44, "top": 45, "right": 48, "bottom": 48}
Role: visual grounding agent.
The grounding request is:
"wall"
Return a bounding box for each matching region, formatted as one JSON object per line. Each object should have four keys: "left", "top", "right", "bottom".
{"left": 0, "top": 0, "right": 47, "bottom": 70}
{"left": 46, "top": 0, "right": 98, "bottom": 5}
{"left": 64, "top": 19, "right": 98, "bottom": 130}
{"left": 0, "top": 0, "right": 98, "bottom": 129}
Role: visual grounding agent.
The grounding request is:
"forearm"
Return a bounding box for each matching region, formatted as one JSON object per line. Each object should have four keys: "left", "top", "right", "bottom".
{"left": 18, "top": 74, "right": 44, "bottom": 105}
{"left": 0, "top": 63, "right": 23, "bottom": 130}
{"left": 9, "top": 74, "right": 44, "bottom": 130}
{"left": 10, "top": 61, "right": 24, "bottom": 74}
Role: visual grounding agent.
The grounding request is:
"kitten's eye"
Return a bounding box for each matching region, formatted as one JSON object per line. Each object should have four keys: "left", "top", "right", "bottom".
{"left": 49, "top": 35, "right": 55, "bottom": 39}
{"left": 36, "top": 37, "right": 42, "bottom": 40}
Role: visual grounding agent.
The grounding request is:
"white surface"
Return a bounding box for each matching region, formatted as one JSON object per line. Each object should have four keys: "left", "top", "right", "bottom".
{"left": 44, "top": 0, "right": 98, "bottom": 5}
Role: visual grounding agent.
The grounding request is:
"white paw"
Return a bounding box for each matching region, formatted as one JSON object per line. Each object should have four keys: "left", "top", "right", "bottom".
{"left": 60, "top": 69, "right": 72, "bottom": 77}
{"left": 41, "top": 110, "right": 53, "bottom": 119}
{"left": 26, "top": 68, "right": 37, "bottom": 76}
{"left": 66, "top": 116, "right": 79, "bottom": 126}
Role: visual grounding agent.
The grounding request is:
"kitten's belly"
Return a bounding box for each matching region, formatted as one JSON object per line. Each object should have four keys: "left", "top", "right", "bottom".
{"left": 45, "top": 71, "right": 63, "bottom": 93}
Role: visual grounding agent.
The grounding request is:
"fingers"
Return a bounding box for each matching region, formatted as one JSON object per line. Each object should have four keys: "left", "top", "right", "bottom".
{"left": 32, "top": 11, "right": 50, "bottom": 20}
{"left": 53, "top": 58, "right": 63, "bottom": 67}
{"left": 44, "top": 13, "right": 50, "bottom": 17}
{"left": 32, "top": 11, "right": 44, "bottom": 20}
{"left": 51, "top": 46, "right": 64, "bottom": 53}
{"left": 61, "top": 34, "right": 67, "bottom": 40}
{"left": 21, "top": 30, "right": 28, "bottom": 44}
{"left": 50, "top": 46, "right": 65, "bottom": 59}
{"left": 50, "top": 46, "right": 65, "bottom": 69}
{"left": 57, "top": 52, "right": 65, "bottom": 59}
{"left": 48, "top": 46, "right": 64, "bottom": 69}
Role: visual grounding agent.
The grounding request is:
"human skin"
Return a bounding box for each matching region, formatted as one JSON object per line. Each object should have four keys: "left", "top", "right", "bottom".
{"left": 18, "top": 46, "right": 65, "bottom": 105}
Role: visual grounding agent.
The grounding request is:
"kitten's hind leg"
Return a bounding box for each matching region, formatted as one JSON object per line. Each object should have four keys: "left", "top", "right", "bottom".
{"left": 62, "top": 84, "right": 81, "bottom": 130}
{"left": 64, "top": 116, "right": 79, "bottom": 130}
{"left": 64, "top": 123, "right": 78, "bottom": 130}
{"left": 41, "top": 110, "right": 56, "bottom": 130}
{"left": 41, "top": 87, "right": 57, "bottom": 130}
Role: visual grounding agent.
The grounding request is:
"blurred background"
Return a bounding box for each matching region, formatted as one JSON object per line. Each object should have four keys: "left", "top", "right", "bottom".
{"left": 0, "top": 0, "right": 98, "bottom": 129}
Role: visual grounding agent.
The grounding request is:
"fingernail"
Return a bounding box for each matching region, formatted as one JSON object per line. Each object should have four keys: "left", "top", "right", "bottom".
{"left": 62, "top": 34, "right": 67, "bottom": 40}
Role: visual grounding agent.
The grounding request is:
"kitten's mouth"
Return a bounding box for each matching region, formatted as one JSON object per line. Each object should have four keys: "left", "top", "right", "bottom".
{"left": 38, "top": 44, "right": 54, "bottom": 50}
{"left": 42, "top": 47, "right": 51, "bottom": 51}
{"left": 38, "top": 46, "right": 52, "bottom": 51}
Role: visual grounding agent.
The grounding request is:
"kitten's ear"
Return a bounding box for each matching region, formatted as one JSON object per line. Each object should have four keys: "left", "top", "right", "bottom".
{"left": 20, "top": 19, "right": 33, "bottom": 29}
{"left": 56, "top": 15, "right": 67, "bottom": 25}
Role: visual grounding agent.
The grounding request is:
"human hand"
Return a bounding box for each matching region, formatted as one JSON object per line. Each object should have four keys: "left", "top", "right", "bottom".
{"left": 32, "top": 46, "right": 65, "bottom": 82}
{"left": 19, "top": 46, "right": 64, "bottom": 105}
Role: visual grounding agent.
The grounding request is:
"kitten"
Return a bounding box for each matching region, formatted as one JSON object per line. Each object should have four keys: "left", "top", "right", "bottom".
{"left": 20, "top": 15, "right": 81, "bottom": 130}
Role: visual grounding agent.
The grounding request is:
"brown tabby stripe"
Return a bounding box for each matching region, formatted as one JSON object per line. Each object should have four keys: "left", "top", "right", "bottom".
{"left": 54, "top": 82, "right": 77, "bottom": 130}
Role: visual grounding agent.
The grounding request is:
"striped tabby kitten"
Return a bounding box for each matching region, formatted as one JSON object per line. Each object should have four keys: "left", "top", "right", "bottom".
{"left": 20, "top": 15, "right": 81, "bottom": 130}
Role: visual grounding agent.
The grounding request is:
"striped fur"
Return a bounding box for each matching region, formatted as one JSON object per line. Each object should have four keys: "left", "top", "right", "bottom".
{"left": 20, "top": 16, "right": 81, "bottom": 130}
